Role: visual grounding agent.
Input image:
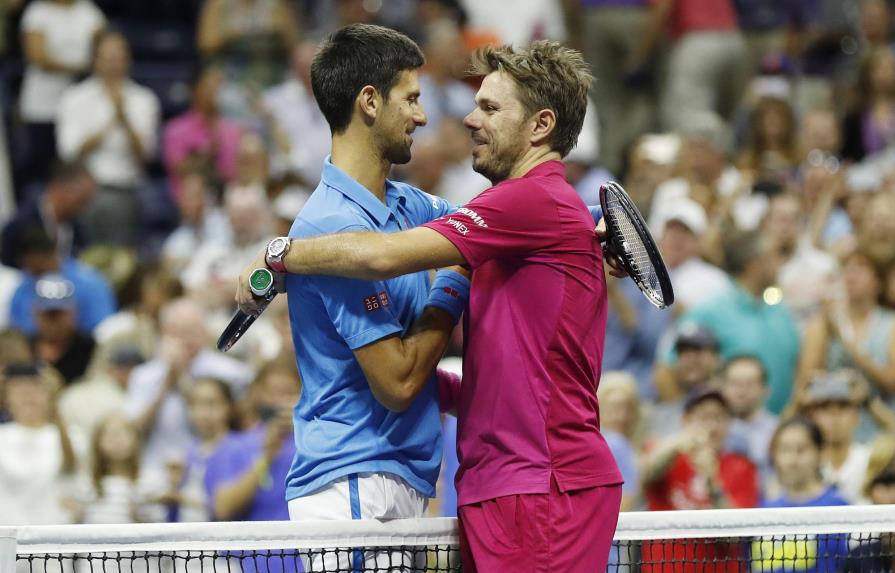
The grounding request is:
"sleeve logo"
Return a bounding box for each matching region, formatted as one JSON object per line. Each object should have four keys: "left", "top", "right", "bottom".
{"left": 364, "top": 291, "right": 391, "bottom": 312}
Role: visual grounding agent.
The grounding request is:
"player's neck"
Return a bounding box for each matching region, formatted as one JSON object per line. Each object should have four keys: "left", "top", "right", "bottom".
{"left": 508, "top": 146, "right": 562, "bottom": 181}
{"left": 331, "top": 131, "right": 390, "bottom": 203}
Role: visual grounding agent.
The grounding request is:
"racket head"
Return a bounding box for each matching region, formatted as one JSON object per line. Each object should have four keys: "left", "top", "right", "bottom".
{"left": 599, "top": 181, "right": 675, "bottom": 309}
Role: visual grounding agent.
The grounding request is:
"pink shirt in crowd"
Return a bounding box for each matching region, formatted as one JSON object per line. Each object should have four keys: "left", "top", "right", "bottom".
{"left": 659, "top": 0, "right": 738, "bottom": 40}
{"left": 162, "top": 111, "right": 242, "bottom": 199}
{"left": 425, "top": 160, "right": 623, "bottom": 506}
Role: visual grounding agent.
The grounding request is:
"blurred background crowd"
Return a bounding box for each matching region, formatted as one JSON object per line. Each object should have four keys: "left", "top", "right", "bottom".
{"left": 1, "top": 0, "right": 895, "bottom": 529}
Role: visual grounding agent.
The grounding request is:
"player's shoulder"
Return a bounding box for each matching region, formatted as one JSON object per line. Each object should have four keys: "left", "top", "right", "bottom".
{"left": 291, "top": 185, "right": 375, "bottom": 238}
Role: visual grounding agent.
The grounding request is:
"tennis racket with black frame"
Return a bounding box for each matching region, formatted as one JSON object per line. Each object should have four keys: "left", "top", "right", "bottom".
{"left": 599, "top": 181, "right": 675, "bottom": 309}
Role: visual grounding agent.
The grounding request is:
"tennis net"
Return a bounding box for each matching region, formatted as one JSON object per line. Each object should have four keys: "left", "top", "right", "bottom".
{"left": 2, "top": 506, "right": 894, "bottom": 573}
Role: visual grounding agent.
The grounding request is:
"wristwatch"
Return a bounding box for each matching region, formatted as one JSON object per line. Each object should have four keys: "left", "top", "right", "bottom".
{"left": 265, "top": 237, "right": 292, "bottom": 273}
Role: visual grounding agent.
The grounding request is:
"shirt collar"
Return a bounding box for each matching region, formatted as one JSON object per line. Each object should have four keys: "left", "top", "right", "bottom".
{"left": 320, "top": 156, "right": 393, "bottom": 226}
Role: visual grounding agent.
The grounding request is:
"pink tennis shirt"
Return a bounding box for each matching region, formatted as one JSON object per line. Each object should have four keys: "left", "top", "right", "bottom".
{"left": 425, "top": 160, "right": 623, "bottom": 506}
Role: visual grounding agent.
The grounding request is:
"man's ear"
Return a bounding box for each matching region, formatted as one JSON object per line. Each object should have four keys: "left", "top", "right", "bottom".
{"left": 529, "top": 108, "right": 557, "bottom": 147}
{"left": 357, "top": 85, "right": 381, "bottom": 125}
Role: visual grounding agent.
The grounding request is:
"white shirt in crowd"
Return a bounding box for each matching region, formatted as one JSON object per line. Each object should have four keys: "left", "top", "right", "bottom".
{"left": 0, "top": 263, "right": 22, "bottom": 329}
{"left": 57, "top": 77, "right": 160, "bottom": 187}
{"left": 778, "top": 239, "right": 839, "bottom": 331}
{"left": 459, "top": 0, "right": 566, "bottom": 46}
{"left": 74, "top": 472, "right": 168, "bottom": 524}
{"left": 123, "top": 350, "right": 252, "bottom": 472}
{"left": 668, "top": 258, "right": 731, "bottom": 310}
{"left": 19, "top": 0, "right": 106, "bottom": 123}
{"left": 822, "top": 442, "right": 872, "bottom": 505}
{"left": 0, "top": 423, "right": 84, "bottom": 525}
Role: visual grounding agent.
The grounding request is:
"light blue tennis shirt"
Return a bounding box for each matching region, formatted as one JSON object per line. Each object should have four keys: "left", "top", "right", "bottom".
{"left": 284, "top": 157, "right": 455, "bottom": 501}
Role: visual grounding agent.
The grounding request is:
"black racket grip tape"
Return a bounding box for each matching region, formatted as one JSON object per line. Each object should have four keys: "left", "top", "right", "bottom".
{"left": 217, "top": 298, "right": 272, "bottom": 353}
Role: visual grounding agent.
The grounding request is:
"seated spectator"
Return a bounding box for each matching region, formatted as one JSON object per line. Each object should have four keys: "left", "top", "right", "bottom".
{"left": 0, "top": 362, "right": 81, "bottom": 524}
{"left": 28, "top": 274, "right": 96, "bottom": 384}
{"left": 163, "top": 66, "right": 243, "bottom": 200}
{"left": 754, "top": 417, "right": 850, "bottom": 573}
{"left": 416, "top": 21, "right": 476, "bottom": 139}
{"left": 205, "top": 356, "right": 300, "bottom": 521}
{"left": 842, "top": 47, "right": 895, "bottom": 162}
{"left": 651, "top": 325, "right": 721, "bottom": 436}
{"left": 653, "top": 198, "right": 730, "bottom": 311}
{"left": 799, "top": 249, "right": 895, "bottom": 439}
{"left": 644, "top": 385, "right": 759, "bottom": 511}
{"left": 123, "top": 297, "right": 252, "bottom": 474}
{"left": 737, "top": 96, "right": 799, "bottom": 182}
{"left": 161, "top": 172, "right": 230, "bottom": 274}
{"left": 8, "top": 227, "right": 116, "bottom": 335}
{"left": 197, "top": 0, "right": 298, "bottom": 90}
{"left": 1, "top": 161, "right": 96, "bottom": 269}
{"left": 801, "top": 372, "right": 873, "bottom": 504}
{"left": 259, "top": 41, "right": 330, "bottom": 187}
{"left": 721, "top": 355, "right": 778, "bottom": 477}
{"left": 763, "top": 193, "right": 838, "bottom": 330}
{"left": 665, "top": 231, "right": 800, "bottom": 415}
{"left": 58, "top": 345, "right": 144, "bottom": 440}
{"left": 56, "top": 29, "right": 160, "bottom": 247}
{"left": 16, "top": 0, "right": 106, "bottom": 188}
{"left": 72, "top": 414, "right": 161, "bottom": 524}
{"left": 597, "top": 372, "right": 643, "bottom": 511}
{"left": 862, "top": 434, "right": 895, "bottom": 503}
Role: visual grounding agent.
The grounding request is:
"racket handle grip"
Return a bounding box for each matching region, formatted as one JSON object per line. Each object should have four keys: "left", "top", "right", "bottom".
{"left": 216, "top": 269, "right": 278, "bottom": 352}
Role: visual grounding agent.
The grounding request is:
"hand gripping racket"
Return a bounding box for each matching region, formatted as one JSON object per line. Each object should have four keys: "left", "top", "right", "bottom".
{"left": 599, "top": 181, "right": 675, "bottom": 309}
{"left": 217, "top": 268, "right": 279, "bottom": 352}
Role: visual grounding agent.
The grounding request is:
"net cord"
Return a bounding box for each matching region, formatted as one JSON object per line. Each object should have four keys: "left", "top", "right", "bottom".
{"left": 3, "top": 506, "right": 895, "bottom": 556}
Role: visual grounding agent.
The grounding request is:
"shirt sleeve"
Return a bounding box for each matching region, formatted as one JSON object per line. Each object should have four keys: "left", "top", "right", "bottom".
{"left": 310, "top": 274, "right": 404, "bottom": 350}
{"left": 422, "top": 181, "right": 559, "bottom": 269}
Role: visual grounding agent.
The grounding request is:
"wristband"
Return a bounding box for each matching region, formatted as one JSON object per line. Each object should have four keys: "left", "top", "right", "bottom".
{"left": 426, "top": 270, "right": 470, "bottom": 323}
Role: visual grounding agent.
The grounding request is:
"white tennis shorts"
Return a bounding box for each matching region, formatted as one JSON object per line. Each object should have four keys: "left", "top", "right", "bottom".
{"left": 287, "top": 472, "right": 428, "bottom": 572}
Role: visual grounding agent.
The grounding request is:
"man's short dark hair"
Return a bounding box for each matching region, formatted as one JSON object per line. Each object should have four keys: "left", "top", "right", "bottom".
{"left": 724, "top": 354, "right": 768, "bottom": 385}
{"left": 15, "top": 226, "right": 56, "bottom": 262}
{"left": 310, "top": 24, "right": 425, "bottom": 134}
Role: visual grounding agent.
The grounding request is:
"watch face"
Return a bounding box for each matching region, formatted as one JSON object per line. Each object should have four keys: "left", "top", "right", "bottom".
{"left": 268, "top": 237, "right": 288, "bottom": 257}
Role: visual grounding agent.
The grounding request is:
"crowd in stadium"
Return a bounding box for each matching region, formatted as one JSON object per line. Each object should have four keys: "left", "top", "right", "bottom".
{"left": 0, "top": 0, "right": 894, "bottom": 529}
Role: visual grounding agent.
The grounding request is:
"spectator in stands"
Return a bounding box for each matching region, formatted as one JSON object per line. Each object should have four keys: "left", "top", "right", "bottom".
{"left": 721, "top": 355, "right": 778, "bottom": 478}
{"left": 654, "top": 198, "right": 729, "bottom": 310}
{"left": 571, "top": 0, "right": 653, "bottom": 175}
{"left": 16, "top": 0, "right": 106, "bottom": 189}
{"left": 163, "top": 66, "right": 243, "bottom": 200}
{"left": 801, "top": 372, "right": 873, "bottom": 504}
{"left": 416, "top": 21, "right": 476, "bottom": 140}
{"left": 737, "top": 96, "right": 799, "bottom": 182}
{"left": 161, "top": 172, "right": 230, "bottom": 274}
{"left": 630, "top": 0, "right": 749, "bottom": 131}
{"left": 858, "top": 0, "right": 892, "bottom": 52}
{"left": 28, "top": 274, "right": 96, "bottom": 385}
{"left": 459, "top": 0, "right": 566, "bottom": 48}
{"left": 0, "top": 362, "right": 80, "bottom": 524}
{"left": 597, "top": 372, "right": 643, "bottom": 511}
{"left": 644, "top": 385, "right": 759, "bottom": 510}
{"left": 8, "top": 227, "right": 116, "bottom": 336}
{"left": 800, "top": 107, "right": 843, "bottom": 159}
{"left": 667, "top": 231, "right": 800, "bottom": 415}
{"left": 764, "top": 416, "right": 848, "bottom": 507}
{"left": 857, "top": 192, "right": 895, "bottom": 272}
{"left": 170, "top": 377, "right": 237, "bottom": 522}
{"left": 180, "top": 183, "right": 271, "bottom": 306}
{"left": 0, "top": 161, "right": 96, "bottom": 269}
{"left": 72, "top": 414, "right": 157, "bottom": 523}
{"left": 843, "top": 47, "right": 895, "bottom": 162}
{"left": 258, "top": 41, "right": 330, "bottom": 187}
{"left": 56, "top": 29, "right": 160, "bottom": 247}
{"left": 93, "top": 263, "right": 184, "bottom": 363}
{"left": 58, "top": 345, "right": 143, "bottom": 440}
{"left": 0, "top": 260, "right": 20, "bottom": 330}
{"left": 204, "top": 356, "right": 299, "bottom": 521}
{"left": 799, "top": 249, "right": 895, "bottom": 420}
{"left": 123, "top": 297, "right": 252, "bottom": 474}
{"left": 763, "top": 193, "right": 838, "bottom": 330}
{"left": 732, "top": 0, "right": 798, "bottom": 73}
{"left": 197, "top": 0, "right": 298, "bottom": 89}
{"left": 847, "top": 435, "right": 895, "bottom": 571}
{"left": 755, "top": 417, "right": 851, "bottom": 573}
{"left": 651, "top": 325, "right": 721, "bottom": 435}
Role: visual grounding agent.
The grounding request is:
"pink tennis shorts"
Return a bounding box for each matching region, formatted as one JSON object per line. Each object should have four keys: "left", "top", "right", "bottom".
{"left": 457, "top": 479, "right": 622, "bottom": 573}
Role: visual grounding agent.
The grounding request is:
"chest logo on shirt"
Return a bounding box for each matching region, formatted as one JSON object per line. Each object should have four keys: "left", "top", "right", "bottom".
{"left": 445, "top": 218, "right": 470, "bottom": 236}
{"left": 456, "top": 207, "right": 488, "bottom": 228}
{"left": 364, "top": 291, "right": 391, "bottom": 312}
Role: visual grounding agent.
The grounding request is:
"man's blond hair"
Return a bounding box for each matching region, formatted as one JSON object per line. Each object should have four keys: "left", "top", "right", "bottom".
{"left": 470, "top": 41, "right": 593, "bottom": 157}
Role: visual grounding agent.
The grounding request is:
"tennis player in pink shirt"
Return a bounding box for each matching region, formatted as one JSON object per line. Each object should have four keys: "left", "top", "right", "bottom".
{"left": 237, "top": 40, "right": 623, "bottom": 572}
